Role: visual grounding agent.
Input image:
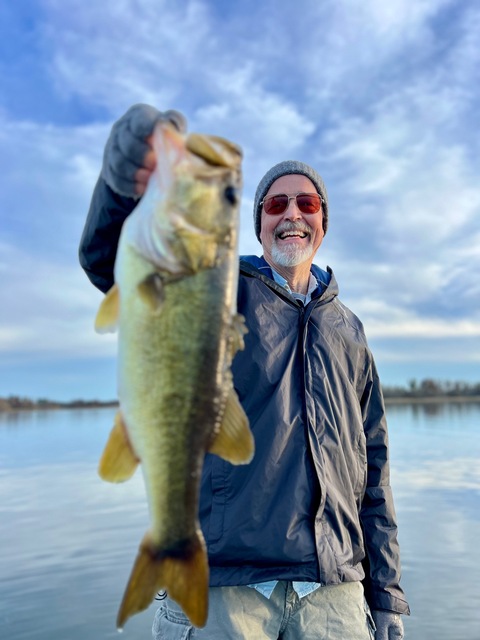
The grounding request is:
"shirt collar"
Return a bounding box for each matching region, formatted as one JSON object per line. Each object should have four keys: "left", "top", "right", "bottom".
{"left": 270, "top": 268, "right": 318, "bottom": 305}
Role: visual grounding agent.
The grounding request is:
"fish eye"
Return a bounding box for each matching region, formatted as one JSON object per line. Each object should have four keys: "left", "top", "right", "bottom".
{"left": 224, "top": 186, "right": 237, "bottom": 205}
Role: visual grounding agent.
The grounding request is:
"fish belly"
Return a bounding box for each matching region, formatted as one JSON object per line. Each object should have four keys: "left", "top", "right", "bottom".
{"left": 119, "top": 262, "right": 233, "bottom": 548}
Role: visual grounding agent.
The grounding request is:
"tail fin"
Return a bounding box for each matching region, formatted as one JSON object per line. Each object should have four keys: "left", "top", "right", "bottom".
{"left": 116, "top": 530, "right": 209, "bottom": 630}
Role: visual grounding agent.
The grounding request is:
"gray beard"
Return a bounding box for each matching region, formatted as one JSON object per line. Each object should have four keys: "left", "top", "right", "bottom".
{"left": 271, "top": 240, "right": 314, "bottom": 267}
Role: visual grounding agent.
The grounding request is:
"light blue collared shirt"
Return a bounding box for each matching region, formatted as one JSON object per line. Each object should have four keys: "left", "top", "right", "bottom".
{"left": 270, "top": 268, "right": 319, "bottom": 305}
{"left": 249, "top": 580, "right": 322, "bottom": 600}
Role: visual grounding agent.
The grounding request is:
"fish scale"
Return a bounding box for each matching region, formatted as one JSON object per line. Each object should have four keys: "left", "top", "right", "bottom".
{"left": 124, "top": 269, "right": 232, "bottom": 544}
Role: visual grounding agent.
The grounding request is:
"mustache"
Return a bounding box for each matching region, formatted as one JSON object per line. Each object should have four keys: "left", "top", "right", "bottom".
{"left": 274, "top": 221, "right": 312, "bottom": 238}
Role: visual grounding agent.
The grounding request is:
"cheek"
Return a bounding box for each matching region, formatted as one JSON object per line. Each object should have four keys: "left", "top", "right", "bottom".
{"left": 311, "top": 224, "right": 324, "bottom": 248}
{"left": 259, "top": 216, "right": 274, "bottom": 245}
{"left": 315, "top": 216, "right": 325, "bottom": 236}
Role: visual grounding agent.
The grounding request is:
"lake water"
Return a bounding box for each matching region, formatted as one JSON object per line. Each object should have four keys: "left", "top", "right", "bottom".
{"left": 0, "top": 403, "right": 479, "bottom": 640}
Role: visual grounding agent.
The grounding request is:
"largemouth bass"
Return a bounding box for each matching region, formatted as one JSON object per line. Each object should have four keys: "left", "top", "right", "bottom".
{"left": 94, "top": 119, "right": 254, "bottom": 629}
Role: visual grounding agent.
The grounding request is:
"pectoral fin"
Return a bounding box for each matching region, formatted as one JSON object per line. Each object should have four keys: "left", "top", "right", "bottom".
{"left": 95, "top": 284, "right": 119, "bottom": 333}
{"left": 208, "top": 389, "right": 254, "bottom": 465}
{"left": 137, "top": 273, "right": 164, "bottom": 311}
{"left": 98, "top": 411, "right": 139, "bottom": 482}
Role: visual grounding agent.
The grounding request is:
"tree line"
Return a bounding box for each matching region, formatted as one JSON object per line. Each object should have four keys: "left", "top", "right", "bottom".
{"left": 382, "top": 378, "right": 480, "bottom": 399}
{"left": 1, "top": 379, "right": 480, "bottom": 411}
{"left": 0, "top": 397, "right": 118, "bottom": 411}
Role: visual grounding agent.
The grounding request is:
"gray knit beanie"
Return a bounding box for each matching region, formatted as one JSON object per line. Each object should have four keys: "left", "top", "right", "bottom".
{"left": 253, "top": 160, "right": 329, "bottom": 242}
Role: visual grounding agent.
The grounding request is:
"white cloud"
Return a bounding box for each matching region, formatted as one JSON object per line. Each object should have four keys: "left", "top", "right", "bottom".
{"left": 193, "top": 65, "right": 316, "bottom": 154}
{"left": 41, "top": 0, "right": 241, "bottom": 114}
{"left": 367, "top": 315, "right": 480, "bottom": 340}
{"left": 0, "top": 115, "right": 116, "bottom": 359}
{"left": 314, "top": 11, "right": 480, "bottom": 321}
{"left": 0, "top": 117, "right": 106, "bottom": 245}
{"left": 1, "top": 0, "right": 480, "bottom": 394}
{"left": 37, "top": 0, "right": 318, "bottom": 176}
{"left": 0, "top": 241, "right": 115, "bottom": 357}
{"left": 375, "top": 345, "right": 480, "bottom": 364}
{"left": 348, "top": 292, "right": 480, "bottom": 345}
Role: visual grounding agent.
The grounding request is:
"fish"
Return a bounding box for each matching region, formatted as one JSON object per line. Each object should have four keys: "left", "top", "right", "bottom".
{"left": 94, "top": 118, "right": 254, "bottom": 630}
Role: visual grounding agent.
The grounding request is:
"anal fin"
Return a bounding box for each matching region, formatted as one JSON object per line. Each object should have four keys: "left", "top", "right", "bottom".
{"left": 208, "top": 389, "right": 254, "bottom": 465}
{"left": 98, "top": 411, "right": 139, "bottom": 482}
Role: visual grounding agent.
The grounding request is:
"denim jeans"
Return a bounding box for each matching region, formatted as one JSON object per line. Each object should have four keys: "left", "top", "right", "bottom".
{"left": 152, "top": 580, "right": 376, "bottom": 639}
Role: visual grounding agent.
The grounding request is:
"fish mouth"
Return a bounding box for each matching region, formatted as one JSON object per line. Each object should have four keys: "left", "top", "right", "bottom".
{"left": 186, "top": 133, "right": 242, "bottom": 169}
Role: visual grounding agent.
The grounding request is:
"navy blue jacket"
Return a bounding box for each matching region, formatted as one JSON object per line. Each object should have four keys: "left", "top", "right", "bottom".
{"left": 79, "top": 177, "right": 410, "bottom": 615}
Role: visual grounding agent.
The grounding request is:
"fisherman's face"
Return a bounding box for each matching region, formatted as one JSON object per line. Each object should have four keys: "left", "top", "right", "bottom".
{"left": 260, "top": 174, "right": 325, "bottom": 269}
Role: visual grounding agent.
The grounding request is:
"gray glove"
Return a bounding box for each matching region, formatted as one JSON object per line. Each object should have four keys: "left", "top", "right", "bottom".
{"left": 101, "top": 103, "right": 187, "bottom": 197}
{"left": 372, "top": 610, "right": 404, "bottom": 639}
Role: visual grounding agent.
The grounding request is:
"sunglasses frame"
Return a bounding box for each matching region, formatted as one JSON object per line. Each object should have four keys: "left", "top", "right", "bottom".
{"left": 260, "top": 192, "right": 324, "bottom": 215}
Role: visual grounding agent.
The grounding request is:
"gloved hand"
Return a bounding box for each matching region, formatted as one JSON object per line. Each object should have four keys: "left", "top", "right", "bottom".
{"left": 101, "top": 103, "right": 187, "bottom": 198}
{"left": 372, "top": 610, "right": 404, "bottom": 639}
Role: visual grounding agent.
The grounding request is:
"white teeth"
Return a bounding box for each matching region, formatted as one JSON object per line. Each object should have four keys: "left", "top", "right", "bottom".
{"left": 279, "top": 232, "right": 307, "bottom": 239}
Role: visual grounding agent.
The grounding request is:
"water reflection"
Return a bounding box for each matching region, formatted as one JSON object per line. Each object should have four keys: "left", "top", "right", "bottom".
{"left": 1, "top": 405, "right": 479, "bottom": 640}
{"left": 384, "top": 403, "right": 480, "bottom": 640}
{"left": 0, "top": 409, "right": 155, "bottom": 640}
{"left": 387, "top": 398, "right": 480, "bottom": 420}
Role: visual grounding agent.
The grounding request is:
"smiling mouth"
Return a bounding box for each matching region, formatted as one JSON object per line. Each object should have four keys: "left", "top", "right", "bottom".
{"left": 277, "top": 230, "right": 309, "bottom": 240}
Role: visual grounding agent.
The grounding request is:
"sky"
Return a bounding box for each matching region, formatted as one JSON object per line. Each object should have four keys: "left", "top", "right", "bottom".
{"left": 0, "top": 0, "right": 479, "bottom": 401}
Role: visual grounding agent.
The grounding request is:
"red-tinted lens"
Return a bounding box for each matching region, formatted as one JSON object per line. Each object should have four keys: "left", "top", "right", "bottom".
{"left": 296, "top": 193, "right": 321, "bottom": 214}
{"left": 263, "top": 194, "right": 289, "bottom": 215}
{"left": 263, "top": 193, "right": 322, "bottom": 215}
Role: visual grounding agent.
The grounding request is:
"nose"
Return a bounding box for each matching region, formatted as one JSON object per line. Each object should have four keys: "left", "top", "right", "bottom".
{"left": 284, "top": 198, "right": 302, "bottom": 220}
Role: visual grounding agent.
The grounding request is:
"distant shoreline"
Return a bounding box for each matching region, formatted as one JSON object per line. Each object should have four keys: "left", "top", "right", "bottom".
{"left": 1, "top": 395, "right": 480, "bottom": 412}
{"left": 0, "top": 398, "right": 119, "bottom": 412}
{"left": 384, "top": 395, "right": 480, "bottom": 405}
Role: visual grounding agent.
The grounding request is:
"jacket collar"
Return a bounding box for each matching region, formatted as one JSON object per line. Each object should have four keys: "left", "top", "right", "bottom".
{"left": 239, "top": 255, "right": 338, "bottom": 303}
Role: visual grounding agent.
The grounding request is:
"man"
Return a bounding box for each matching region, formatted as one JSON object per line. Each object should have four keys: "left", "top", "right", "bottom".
{"left": 79, "top": 105, "right": 410, "bottom": 639}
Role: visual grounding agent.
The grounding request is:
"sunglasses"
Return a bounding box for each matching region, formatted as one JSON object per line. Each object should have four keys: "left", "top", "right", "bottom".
{"left": 260, "top": 192, "right": 324, "bottom": 216}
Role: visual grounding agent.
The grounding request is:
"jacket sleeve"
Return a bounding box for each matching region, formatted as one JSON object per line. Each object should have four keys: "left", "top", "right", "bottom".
{"left": 78, "top": 175, "right": 138, "bottom": 293}
{"left": 360, "top": 357, "right": 410, "bottom": 615}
